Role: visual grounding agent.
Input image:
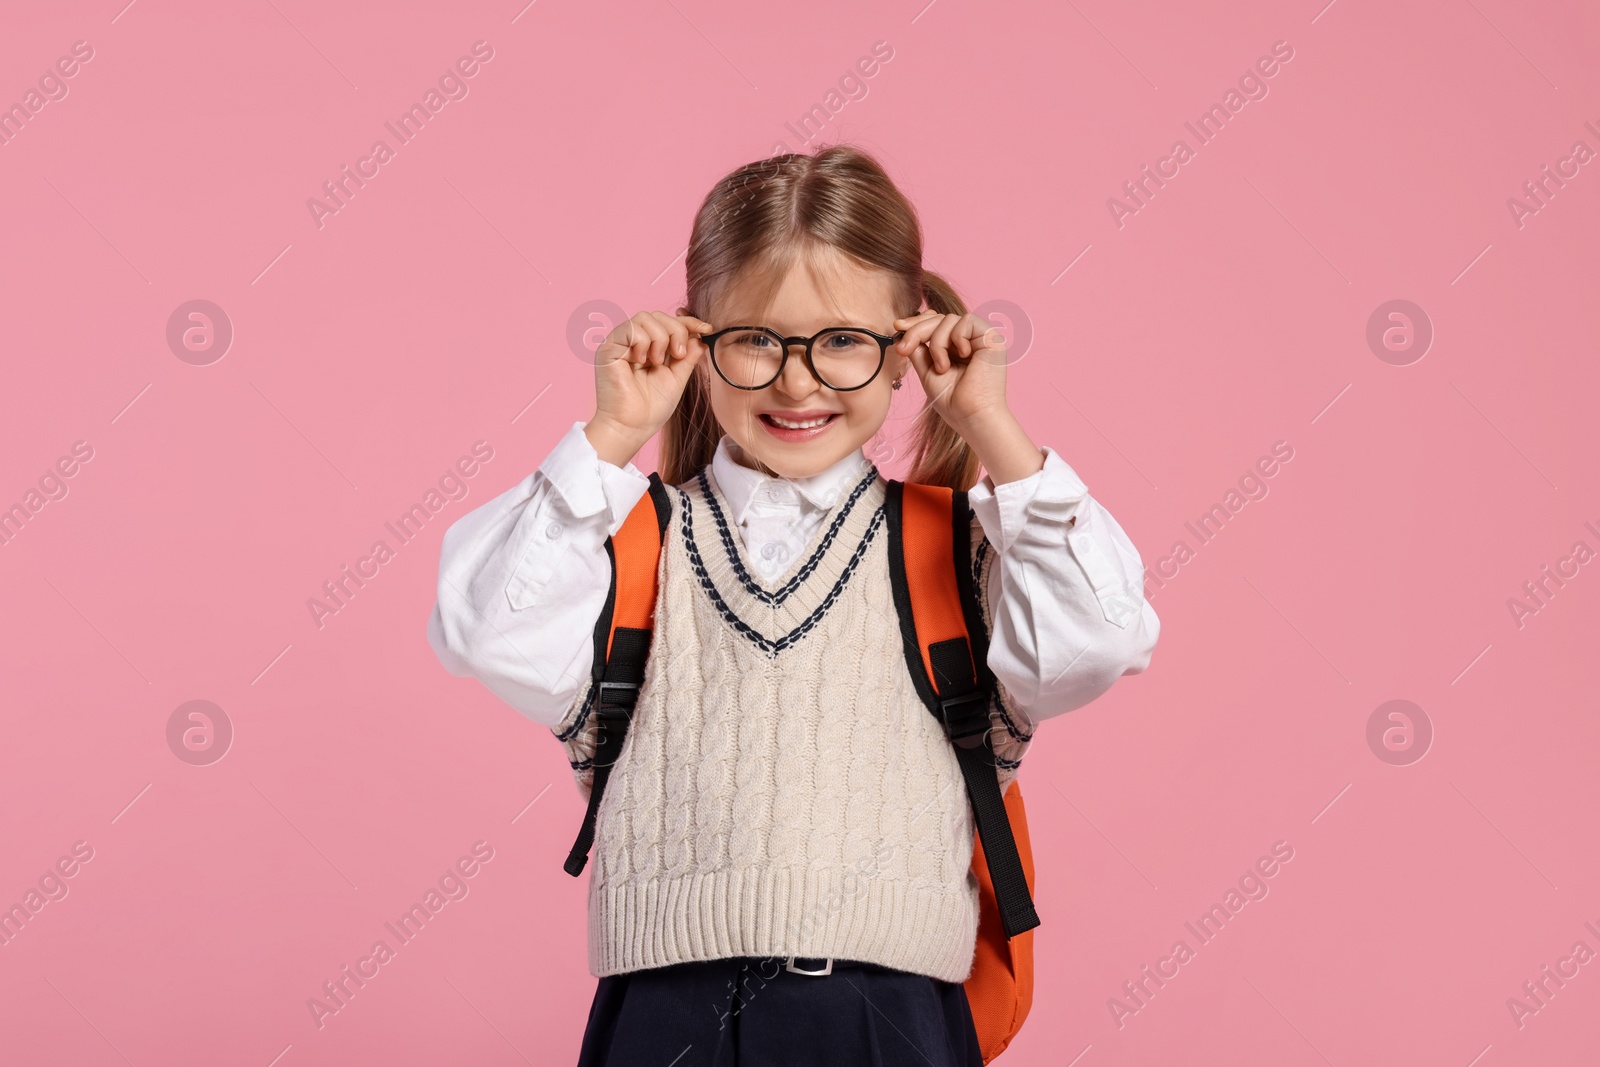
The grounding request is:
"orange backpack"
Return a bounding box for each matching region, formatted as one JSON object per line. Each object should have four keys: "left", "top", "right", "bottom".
{"left": 562, "top": 474, "right": 1040, "bottom": 1062}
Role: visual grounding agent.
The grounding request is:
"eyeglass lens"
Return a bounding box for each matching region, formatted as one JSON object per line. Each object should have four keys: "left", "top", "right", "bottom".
{"left": 712, "top": 329, "right": 883, "bottom": 389}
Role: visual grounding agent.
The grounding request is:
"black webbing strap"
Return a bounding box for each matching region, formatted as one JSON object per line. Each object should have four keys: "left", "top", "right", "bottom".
{"left": 562, "top": 627, "right": 651, "bottom": 876}
{"left": 886, "top": 481, "right": 1041, "bottom": 939}
{"left": 930, "top": 639, "right": 1040, "bottom": 938}
{"left": 562, "top": 475, "right": 671, "bottom": 878}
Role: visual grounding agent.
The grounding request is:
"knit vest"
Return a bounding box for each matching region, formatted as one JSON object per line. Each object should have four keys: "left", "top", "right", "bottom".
{"left": 550, "top": 462, "right": 1033, "bottom": 982}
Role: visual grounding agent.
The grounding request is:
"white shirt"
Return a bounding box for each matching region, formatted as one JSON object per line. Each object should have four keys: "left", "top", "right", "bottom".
{"left": 428, "top": 421, "right": 1159, "bottom": 729}
{"left": 710, "top": 434, "right": 873, "bottom": 581}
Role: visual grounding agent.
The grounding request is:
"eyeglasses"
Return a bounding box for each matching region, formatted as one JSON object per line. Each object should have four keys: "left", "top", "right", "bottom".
{"left": 700, "top": 325, "right": 907, "bottom": 391}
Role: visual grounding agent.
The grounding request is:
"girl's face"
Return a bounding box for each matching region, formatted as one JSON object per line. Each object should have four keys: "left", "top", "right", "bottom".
{"left": 696, "top": 246, "right": 912, "bottom": 480}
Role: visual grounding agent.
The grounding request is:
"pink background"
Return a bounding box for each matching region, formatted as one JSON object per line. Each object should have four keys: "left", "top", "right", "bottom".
{"left": 3, "top": 0, "right": 1597, "bottom": 1063}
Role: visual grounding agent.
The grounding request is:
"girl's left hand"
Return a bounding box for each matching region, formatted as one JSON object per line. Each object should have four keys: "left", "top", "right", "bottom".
{"left": 893, "top": 310, "right": 1012, "bottom": 435}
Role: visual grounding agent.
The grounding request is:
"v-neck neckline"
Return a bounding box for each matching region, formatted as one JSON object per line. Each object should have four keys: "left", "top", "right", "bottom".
{"left": 697, "top": 463, "right": 882, "bottom": 602}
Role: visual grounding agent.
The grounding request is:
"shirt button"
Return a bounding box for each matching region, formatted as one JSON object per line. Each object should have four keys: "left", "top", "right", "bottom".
{"left": 545, "top": 521, "right": 564, "bottom": 539}
{"left": 761, "top": 543, "right": 778, "bottom": 559}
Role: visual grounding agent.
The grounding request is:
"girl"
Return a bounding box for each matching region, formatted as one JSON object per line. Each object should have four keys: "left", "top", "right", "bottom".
{"left": 428, "top": 145, "right": 1159, "bottom": 1066}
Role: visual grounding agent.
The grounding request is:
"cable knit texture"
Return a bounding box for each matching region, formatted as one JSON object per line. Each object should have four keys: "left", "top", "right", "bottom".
{"left": 551, "top": 462, "right": 1032, "bottom": 983}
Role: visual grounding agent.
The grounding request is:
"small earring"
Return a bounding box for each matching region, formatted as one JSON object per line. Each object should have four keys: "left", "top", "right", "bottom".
{"left": 892, "top": 377, "right": 904, "bottom": 390}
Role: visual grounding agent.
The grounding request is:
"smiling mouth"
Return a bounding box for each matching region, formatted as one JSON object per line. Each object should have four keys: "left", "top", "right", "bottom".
{"left": 761, "top": 413, "right": 840, "bottom": 429}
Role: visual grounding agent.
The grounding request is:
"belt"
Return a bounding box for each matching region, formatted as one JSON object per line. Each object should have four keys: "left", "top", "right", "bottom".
{"left": 786, "top": 956, "right": 832, "bottom": 976}
{"left": 782, "top": 956, "right": 881, "bottom": 976}
{"left": 721, "top": 955, "right": 883, "bottom": 978}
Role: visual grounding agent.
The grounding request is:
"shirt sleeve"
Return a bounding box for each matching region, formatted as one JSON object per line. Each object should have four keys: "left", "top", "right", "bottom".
{"left": 426, "top": 420, "right": 654, "bottom": 728}
{"left": 966, "top": 444, "right": 1160, "bottom": 725}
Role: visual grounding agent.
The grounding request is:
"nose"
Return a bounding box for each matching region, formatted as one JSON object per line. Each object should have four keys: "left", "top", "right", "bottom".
{"left": 774, "top": 340, "right": 824, "bottom": 398}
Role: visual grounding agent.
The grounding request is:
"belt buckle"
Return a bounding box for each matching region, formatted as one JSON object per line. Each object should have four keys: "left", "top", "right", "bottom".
{"left": 785, "top": 956, "right": 833, "bottom": 976}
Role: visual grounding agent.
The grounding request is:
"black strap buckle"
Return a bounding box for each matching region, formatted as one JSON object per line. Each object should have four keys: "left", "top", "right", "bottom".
{"left": 938, "top": 690, "right": 990, "bottom": 749}
{"left": 596, "top": 679, "right": 640, "bottom": 710}
{"left": 590, "top": 682, "right": 639, "bottom": 767}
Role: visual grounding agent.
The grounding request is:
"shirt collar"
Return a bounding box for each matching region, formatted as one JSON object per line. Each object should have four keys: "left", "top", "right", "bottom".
{"left": 710, "top": 434, "right": 872, "bottom": 524}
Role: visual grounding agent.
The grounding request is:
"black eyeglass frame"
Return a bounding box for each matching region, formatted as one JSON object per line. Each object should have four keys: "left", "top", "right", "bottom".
{"left": 699, "top": 325, "right": 908, "bottom": 391}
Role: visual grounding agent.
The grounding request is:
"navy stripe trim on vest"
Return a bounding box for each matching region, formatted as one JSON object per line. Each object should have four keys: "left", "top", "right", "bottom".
{"left": 681, "top": 484, "right": 886, "bottom": 656}
{"left": 696, "top": 463, "right": 881, "bottom": 605}
{"left": 557, "top": 683, "right": 597, "bottom": 743}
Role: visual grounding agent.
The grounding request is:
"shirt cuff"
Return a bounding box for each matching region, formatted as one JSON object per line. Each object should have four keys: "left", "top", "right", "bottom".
{"left": 541, "top": 421, "right": 653, "bottom": 534}
{"left": 969, "top": 445, "right": 1142, "bottom": 629}
{"left": 967, "top": 445, "right": 1089, "bottom": 554}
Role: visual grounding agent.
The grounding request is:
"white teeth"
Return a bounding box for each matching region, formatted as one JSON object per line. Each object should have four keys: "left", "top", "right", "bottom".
{"left": 770, "top": 414, "right": 831, "bottom": 429}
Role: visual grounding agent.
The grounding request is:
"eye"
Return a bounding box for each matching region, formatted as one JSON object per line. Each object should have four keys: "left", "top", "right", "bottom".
{"left": 728, "top": 329, "right": 775, "bottom": 349}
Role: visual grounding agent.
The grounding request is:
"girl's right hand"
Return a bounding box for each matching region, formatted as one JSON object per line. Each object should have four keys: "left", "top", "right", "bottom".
{"left": 587, "top": 311, "right": 714, "bottom": 464}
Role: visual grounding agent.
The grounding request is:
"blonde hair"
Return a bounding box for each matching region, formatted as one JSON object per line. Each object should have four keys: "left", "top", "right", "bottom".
{"left": 658, "top": 145, "right": 981, "bottom": 491}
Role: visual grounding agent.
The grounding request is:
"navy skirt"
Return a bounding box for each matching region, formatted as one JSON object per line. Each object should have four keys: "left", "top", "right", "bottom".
{"left": 576, "top": 955, "right": 985, "bottom": 1066}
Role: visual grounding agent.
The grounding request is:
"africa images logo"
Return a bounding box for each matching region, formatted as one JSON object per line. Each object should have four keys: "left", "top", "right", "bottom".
{"left": 305, "top": 41, "right": 495, "bottom": 230}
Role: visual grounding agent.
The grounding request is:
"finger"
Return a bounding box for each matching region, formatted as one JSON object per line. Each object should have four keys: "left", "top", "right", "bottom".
{"left": 654, "top": 312, "right": 691, "bottom": 361}
{"left": 965, "top": 312, "right": 1006, "bottom": 363}
{"left": 684, "top": 326, "right": 710, "bottom": 362}
{"left": 668, "top": 336, "right": 707, "bottom": 384}
{"left": 598, "top": 320, "right": 638, "bottom": 367}
{"left": 633, "top": 314, "right": 669, "bottom": 366}
{"left": 892, "top": 310, "right": 938, "bottom": 334}
{"left": 895, "top": 315, "right": 938, "bottom": 355}
{"left": 929, "top": 314, "right": 959, "bottom": 373}
{"left": 907, "top": 341, "right": 956, "bottom": 410}
{"left": 905, "top": 336, "right": 933, "bottom": 382}
{"left": 951, "top": 317, "right": 974, "bottom": 359}
{"left": 686, "top": 336, "right": 708, "bottom": 365}
{"left": 973, "top": 311, "right": 1003, "bottom": 350}
{"left": 622, "top": 316, "right": 650, "bottom": 363}
{"left": 665, "top": 312, "right": 714, "bottom": 359}
{"left": 616, "top": 316, "right": 646, "bottom": 366}
{"left": 946, "top": 315, "right": 973, "bottom": 364}
{"left": 647, "top": 312, "right": 680, "bottom": 366}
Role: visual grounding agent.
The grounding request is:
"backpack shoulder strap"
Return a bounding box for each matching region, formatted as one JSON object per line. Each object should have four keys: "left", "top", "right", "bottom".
{"left": 562, "top": 473, "right": 672, "bottom": 877}
{"left": 885, "top": 480, "right": 1041, "bottom": 938}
